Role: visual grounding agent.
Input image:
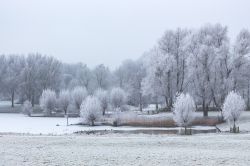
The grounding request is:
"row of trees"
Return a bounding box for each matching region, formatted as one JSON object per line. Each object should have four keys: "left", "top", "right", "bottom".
{"left": 23, "top": 86, "right": 127, "bottom": 125}
{"left": 173, "top": 91, "right": 245, "bottom": 134}
{"left": 143, "top": 24, "right": 250, "bottom": 116}
{"left": 2, "top": 24, "right": 250, "bottom": 117}
{"left": 39, "top": 87, "right": 127, "bottom": 125}
{"left": 0, "top": 55, "right": 143, "bottom": 109}
{"left": 38, "top": 87, "right": 126, "bottom": 113}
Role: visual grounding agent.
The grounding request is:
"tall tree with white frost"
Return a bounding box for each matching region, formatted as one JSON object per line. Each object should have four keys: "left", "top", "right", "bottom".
{"left": 188, "top": 24, "right": 228, "bottom": 116}
{"left": 40, "top": 89, "right": 57, "bottom": 116}
{"left": 75, "top": 63, "right": 93, "bottom": 90}
{"left": 173, "top": 93, "right": 195, "bottom": 134}
{"left": 93, "top": 64, "right": 110, "bottom": 89}
{"left": 110, "top": 87, "right": 127, "bottom": 111}
{"left": 71, "top": 86, "right": 88, "bottom": 114}
{"left": 80, "top": 96, "right": 102, "bottom": 126}
{"left": 20, "top": 54, "right": 61, "bottom": 106}
{"left": 95, "top": 89, "right": 109, "bottom": 115}
{"left": 4, "top": 55, "right": 25, "bottom": 107}
{"left": 222, "top": 91, "right": 246, "bottom": 133}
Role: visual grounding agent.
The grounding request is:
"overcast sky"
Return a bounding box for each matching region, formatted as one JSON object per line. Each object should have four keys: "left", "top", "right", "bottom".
{"left": 0, "top": 0, "right": 249, "bottom": 69}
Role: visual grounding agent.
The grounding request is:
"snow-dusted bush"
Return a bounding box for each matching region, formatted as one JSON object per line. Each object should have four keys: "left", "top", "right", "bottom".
{"left": 80, "top": 96, "right": 102, "bottom": 126}
{"left": 71, "top": 86, "right": 88, "bottom": 114}
{"left": 222, "top": 91, "right": 245, "bottom": 133}
{"left": 58, "top": 90, "right": 71, "bottom": 115}
{"left": 110, "top": 87, "right": 127, "bottom": 111}
{"left": 173, "top": 93, "right": 195, "bottom": 134}
{"left": 94, "top": 89, "right": 109, "bottom": 115}
{"left": 40, "top": 89, "right": 57, "bottom": 116}
{"left": 22, "top": 100, "right": 32, "bottom": 116}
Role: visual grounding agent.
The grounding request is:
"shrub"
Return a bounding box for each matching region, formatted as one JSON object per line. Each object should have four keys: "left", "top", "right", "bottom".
{"left": 71, "top": 86, "right": 88, "bottom": 114}
{"left": 40, "top": 89, "right": 57, "bottom": 116}
{"left": 222, "top": 91, "right": 245, "bottom": 133}
{"left": 95, "top": 89, "right": 109, "bottom": 115}
{"left": 80, "top": 96, "right": 102, "bottom": 126}
{"left": 110, "top": 87, "right": 127, "bottom": 111}
{"left": 59, "top": 90, "right": 71, "bottom": 115}
{"left": 173, "top": 93, "right": 195, "bottom": 135}
{"left": 22, "top": 100, "right": 32, "bottom": 116}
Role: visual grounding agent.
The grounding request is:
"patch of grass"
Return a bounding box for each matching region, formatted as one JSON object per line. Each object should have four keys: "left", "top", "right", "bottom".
{"left": 117, "top": 115, "right": 221, "bottom": 127}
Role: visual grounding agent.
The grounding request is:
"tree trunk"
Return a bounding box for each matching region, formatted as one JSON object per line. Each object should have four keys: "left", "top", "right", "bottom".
{"left": 65, "top": 114, "right": 69, "bottom": 126}
{"left": 139, "top": 93, "right": 142, "bottom": 112}
{"left": 202, "top": 100, "right": 208, "bottom": 117}
{"left": 11, "top": 91, "right": 15, "bottom": 108}
{"left": 155, "top": 103, "right": 158, "bottom": 111}
{"left": 102, "top": 108, "right": 105, "bottom": 116}
{"left": 91, "top": 120, "right": 94, "bottom": 126}
{"left": 165, "top": 96, "right": 168, "bottom": 108}
{"left": 31, "top": 95, "right": 35, "bottom": 107}
{"left": 248, "top": 81, "right": 250, "bottom": 110}
{"left": 233, "top": 120, "right": 236, "bottom": 133}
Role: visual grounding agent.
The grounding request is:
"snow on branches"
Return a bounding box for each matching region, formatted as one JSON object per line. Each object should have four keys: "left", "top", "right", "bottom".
{"left": 173, "top": 93, "right": 195, "bottom": 133}
{"left": 80, "top": 96, "right": 102, "bottom": 126}
{"left": 222, "top": 91, "right": 245, "bottom": 132}
{"left": 71, "top": 86, "right": 88, "bottom": 114}
{"left": 40, "top": 89, "right": 57, "bottom": 116}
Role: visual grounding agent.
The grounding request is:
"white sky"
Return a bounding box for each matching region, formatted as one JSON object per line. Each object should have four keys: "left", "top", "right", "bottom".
{"left": 0, "top": 0, "right": 249, "bottom": 69}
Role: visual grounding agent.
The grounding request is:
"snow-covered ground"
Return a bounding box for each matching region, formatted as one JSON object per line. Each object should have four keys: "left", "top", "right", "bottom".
{"left": 1, "top": 112, "right": 250, "bottom": 165}
{"left": 0, "top": 113, "right": 220, "bottom": 135}
{"left": 1, "top": 133, "right": 250, "bottom": 166}
{"left": 1, "top": 111, "right": 250, "bottom": 135}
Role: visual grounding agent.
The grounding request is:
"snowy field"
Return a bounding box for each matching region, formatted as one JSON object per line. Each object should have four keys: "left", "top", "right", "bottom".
{"left": 1, "top": 133, "right": 250, "bottom": 166}
{"left": 1, "top": 112, "right": 250, "bottom": 165}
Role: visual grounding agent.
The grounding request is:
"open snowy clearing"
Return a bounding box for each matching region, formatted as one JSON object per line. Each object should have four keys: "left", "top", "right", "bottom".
{"left": 1, "top": 133, "right": 250, "bottom": 166}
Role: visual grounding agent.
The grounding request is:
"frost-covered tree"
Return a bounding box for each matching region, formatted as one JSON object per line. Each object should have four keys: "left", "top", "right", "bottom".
{"left": 20, "top": 54, "right": 61, "bottom": 106}
{"left": 142, "top": 47, "right": 166, "bottom": 110}
{"left": 59, "top": 90, "right": 71, "bottom": 125}
{"left": 222, "top": 91, "right": 246, "bottom": 133}
{"left": 142, "top": 46, "right": 175, "bottom": 109}
{"left": 115, "top": 59, "right": 147, "bottom": 111}
{"left": 173, "top": 93, "right": 196, "bottom": 134}
{"left": 110, "top": 87, "right": 127, "bottom": 111}
{"left": 76, "top": 63, "right": 93, "bottom": 90}
{"left": 39, "top": 89, "right": 57, "bottom": 116}
{"left": 4, "top": 55, "right": 25, "bottom": 107}
{"left": 80, "top": 96, "right": 102, "bottom": 126}
{"left": 58, "top": 90, "right": 71, "bottom": 115}
{"left": 71, "top": 86, "right": 88, "bottom": 114}
{"left": 188, "top": 24, "right": 229, "bottom": 116}
{"left": 95, "top": 89, "right": 109, "bottom": 115}
{"left": 159, "top": 28, "right": 190, "bottom": 94}
{"left": 231, "top": 29, "right": 250, "bottom": 94}
{"left": 22, "top": 100, "right": 32, "bottom": 116}
{"left": 93, "top": 64, "right": 110, "bottom": 89}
